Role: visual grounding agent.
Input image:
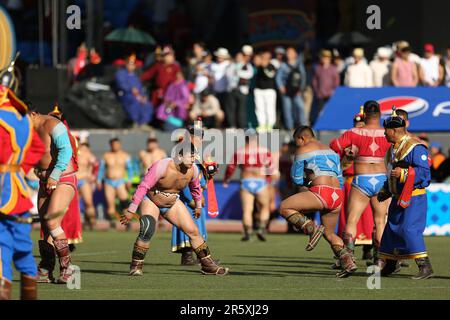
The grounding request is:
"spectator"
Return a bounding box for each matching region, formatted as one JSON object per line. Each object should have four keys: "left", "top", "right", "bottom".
{"left": 68, "top": 43, "right": 88, "bottom": 82}
{"left": 430, "top": 142, "right": 446, "bottom": 180}
{"left": 115, "top": 54, "right": 153, "bottom": 129}
{"left": 395, "top": 40, "right": 421, "bottom": 64}
{"left": 419, "top": 44, "right": 444, "bottom": 86}
{"left": 201, "top": 50, "right": 214, "bottom": 75}
{"left": 370, "top": 47, "right": 392, "bottom": 87}
{"left": 228, "top": 46, "right": 254, "bottom": 128}
{"left": 189, "top": 89, "right": 224, "bottom": 128}
{"left": 445, "top": 45, "right": 450, "bottom": 87}
{"left": 254, "top": 51, "right": 277, "bottom": 131}
{"left": 141, "top": 46, "right": 181, "bottom": 107}
{"left": 302, "top": 55, "right": 314, "bottom": 126}
{"left": 193, "top": 63, "right": 210, "bottom": 95}
{"left": 333, "top": 49, "right": 346, "bottom": 83}
{"left": 311, "top": 49, "right": 340, "bottom": 126}
{"left": 155, "top": 71, "right": 190, "bottom": 131}
{"left": 391, "top": 46, "right": 419, "bottom": 87}
{"left": 271, "top": 47, "right": 286, "bottom": 70}
{"left": 211, "top": 47, "right": 232, "bottom": 125}
{"left": 186, "top": 42, "right": 206, "bottom": 82}
{"left": 344, "top": 48, "right": 373, "bottom": 87}
{"left": 76, "top": 49, "right": 103, "bottom": 82}
{"left": 144, "top": 45, "right": 163, "bottom": 69}
{"left": 276, "top": 47, "right": 307, "bottom": 129}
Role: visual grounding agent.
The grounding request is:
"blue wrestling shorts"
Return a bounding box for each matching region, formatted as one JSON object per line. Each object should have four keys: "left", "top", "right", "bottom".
{"left": 77, "top": 179, "right": 86, "bottom": 189}
{"left": 241, "top": 178, "right": 268, "bottom": 195}
{"left": 143, "top": 195, "right": 179, "bottom": 215}
{"left": 104, "top": 178, "right": 126, "bottom": 188}
{"left": 352, "top": 174, "right": 387, "bottom": 197}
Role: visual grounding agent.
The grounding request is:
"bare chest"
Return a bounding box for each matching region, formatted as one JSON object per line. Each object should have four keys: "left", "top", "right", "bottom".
{"left": 157, "top": 168, "right": 193, "bottom": 191}
{"left": 104, "top": 153, "right": 127, "bottom": 168}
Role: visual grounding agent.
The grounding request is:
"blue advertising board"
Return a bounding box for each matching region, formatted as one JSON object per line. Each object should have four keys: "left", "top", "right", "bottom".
{"left": 314, "top": 87, "right": 450, "bottom": 132}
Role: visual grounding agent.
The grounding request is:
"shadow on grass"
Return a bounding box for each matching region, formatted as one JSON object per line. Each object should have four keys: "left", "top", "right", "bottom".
{"left": 235, "top": 255, "right": 331, "bottom": 261}
{"left": 178, "top": 269, "right": 286, "bottom": 277}
{"left": 380, "top": 273, "right": 450, "bottom": 280}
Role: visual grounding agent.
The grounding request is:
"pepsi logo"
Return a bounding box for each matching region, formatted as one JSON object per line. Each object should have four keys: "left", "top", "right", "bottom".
{"left": 378, "top": 96, "right": 429, "bottom": 118}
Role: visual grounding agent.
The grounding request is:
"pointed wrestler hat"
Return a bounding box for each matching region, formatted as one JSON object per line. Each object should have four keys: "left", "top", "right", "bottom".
{"left": 383, "top": 106, "right": 406, "bottom": 129}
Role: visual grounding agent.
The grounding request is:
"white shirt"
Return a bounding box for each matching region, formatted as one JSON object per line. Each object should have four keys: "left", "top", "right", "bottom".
{"left": 230, "top": 62, "right": 254, "bottom": 94}
{"left": 420, "top": 55, "right": 440, "bottom": 85}
{"left": 270, "top": 59, "right": 282, "bottom": 70}
{"left": 344, "top": 61, "right": 373, "bottom": 88}
{"left": 194, "top": 74, "right": 209, "bottom": 94}
{"left": 370, "top": 59, "right": 391, "bottom": 87}
{"left": 211, "top": 60, "right": 231, "bottom": 93}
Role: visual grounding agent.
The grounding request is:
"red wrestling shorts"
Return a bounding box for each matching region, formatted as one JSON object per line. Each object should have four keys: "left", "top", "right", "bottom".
{"left": 39, "top": 172, "right": 78, "bottom": 194}
{"left": 309, "top": 185, "right": 344, "bottom": 210}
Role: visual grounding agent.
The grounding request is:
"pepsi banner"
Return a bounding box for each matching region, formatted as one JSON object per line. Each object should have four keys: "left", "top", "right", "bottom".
{"left": 314, "top": 87, "right": 450, "bottom": 132}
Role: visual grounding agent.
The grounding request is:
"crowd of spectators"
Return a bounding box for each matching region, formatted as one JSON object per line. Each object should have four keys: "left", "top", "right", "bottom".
{"left": 68, "top": 40, "right": 450, "bottom": 131}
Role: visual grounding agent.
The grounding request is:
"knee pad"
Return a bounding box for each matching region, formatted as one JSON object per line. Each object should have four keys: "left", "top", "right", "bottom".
{"left": 118, "top": 200, "right": 129, "bottom": 212}
{"left": 137, "top": 215, "right": 156, "bottom": 242}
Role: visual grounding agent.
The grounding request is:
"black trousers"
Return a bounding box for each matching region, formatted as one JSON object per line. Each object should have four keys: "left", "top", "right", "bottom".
{"left": 215, "top": 91, "right": 230, "bottom": 128}
{"left": 227, "top": 89, "right": 248, "bottom": 128}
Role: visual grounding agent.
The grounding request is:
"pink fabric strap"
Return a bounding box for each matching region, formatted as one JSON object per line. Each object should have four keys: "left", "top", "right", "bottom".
{"left": 189, "top": 164, "right": 202, "bottom": 208}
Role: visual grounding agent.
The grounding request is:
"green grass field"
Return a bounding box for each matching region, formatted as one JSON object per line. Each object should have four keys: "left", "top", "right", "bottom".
{"left": 10, "top": 231, "right": 450, "bottom": 300}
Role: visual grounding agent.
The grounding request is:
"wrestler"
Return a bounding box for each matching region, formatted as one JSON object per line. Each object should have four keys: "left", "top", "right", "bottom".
{"left": 139, "top": 137, "right": 167, "bottom": 172}
{"left": 223, "top": 129, "right": 273, "bottom": 241}
{"left": 29, "top": 108, "right": 78, "bottom": 284}
{"left": 334, "top": 110, "right": 374, "bottom": 269}
{"left": 121, "top": 143, "right": 228, "bottom": 276}
{"left": 171, "top": 121, "right": 220, "bottom": 265}
{"left": 330, "top": 100, "right": 391, "bottom": 277}
{"left": 77, "top": 141, "right": 98, "bottom": 229}
{"left": 378, "top": 108, "right": 434, "bottom": 280}
{"left": 48, "top": 107, "right": 82, "bottom": 251}
{"left": 97, "top": 138, "right": 133, "bottom": 227}
{"left": 279, "top": 126, "right": 348, "bottom": 272}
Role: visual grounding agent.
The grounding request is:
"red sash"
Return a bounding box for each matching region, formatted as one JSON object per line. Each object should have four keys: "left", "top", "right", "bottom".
{"left": 398, "top": 167, "right": 415, "bottom": 208}
{"left": 207, "top": 178, "right": 219, "bottom": 218}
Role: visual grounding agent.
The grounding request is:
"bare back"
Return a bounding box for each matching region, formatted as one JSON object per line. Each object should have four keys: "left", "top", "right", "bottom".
{"left": 298, "top": 140, "right": 341, "bottom": 188}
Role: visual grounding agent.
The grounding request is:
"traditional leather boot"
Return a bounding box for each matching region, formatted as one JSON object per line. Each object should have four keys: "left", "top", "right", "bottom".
{"left": 53, "top": 239, "right": 74, "bottom": 284}
{"left": 194, "top": 242, "right": 229, "bottom": 276}
{"left": 37, "top": 240, "right": 56, "bottom": 283}
{"left": 362, "top": 244, "right": 373, "bottom": 260}
{"left": 372, "top": 239, "right": 385, "bottom": 268}
{"left": 241, "top": 225, "right": 252, "bottom": 241}
{"left": 330, "top": 244, "right": 343, "bottom": 270}
{"left": 0, "top": 278, "right": 12, "bottom": 300}
{"left": 21, "top": 274, "right": 37, "bottom": 300}
{"left": 129, "top": 240, "right": 149, "bottom": 276}
{"left": 412, "top": 257, "right": 434, "bottom": 280}
{"left": 286, "top": 213, "right": 325, "bottom": 251}
{"left": 336, "top": 232, "right": 358, "bottom": 278}
{"left": 380, "top": 259, "right": 399, "bottom": 276}
{"left": 255, "top": 220, "right": 268, "bottom": 242}
{"left": 180, "top": 248, "right": 197, "bottom": 266}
